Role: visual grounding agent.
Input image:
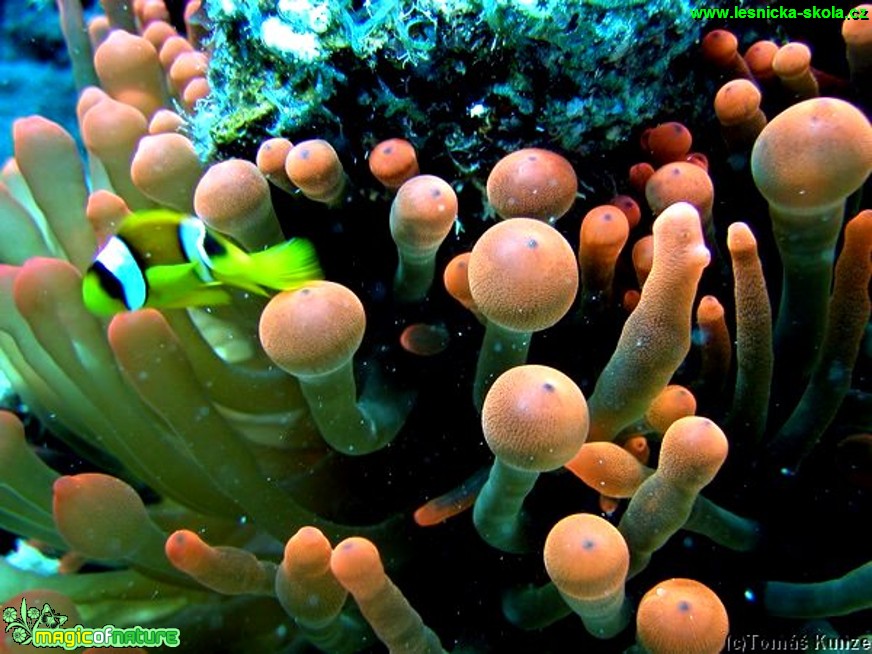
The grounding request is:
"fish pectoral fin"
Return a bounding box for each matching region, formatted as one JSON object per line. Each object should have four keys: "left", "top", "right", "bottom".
{"left": 146, "top": 262, "right": 201, "bottom": 286}
{"left": 158, "top": 284, "right": 233, "bottom": 309}
{"left": 220, "top": 277, "right": 272, "bottom": 297}
{"left": 145, "top": 264, "right": 232, "bottom": 308}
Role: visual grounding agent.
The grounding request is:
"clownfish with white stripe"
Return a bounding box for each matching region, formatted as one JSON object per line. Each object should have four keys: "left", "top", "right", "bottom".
{"left": 82, "top": 209, "right": 322, "bottom": 316}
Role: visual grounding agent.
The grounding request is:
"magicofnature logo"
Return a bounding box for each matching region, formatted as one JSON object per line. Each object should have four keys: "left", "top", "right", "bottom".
{"left": 3, "top": 598, "right": 68, "bottom": 646}
{"left": 3, "top": 598, "right": 180, "bottom": 650}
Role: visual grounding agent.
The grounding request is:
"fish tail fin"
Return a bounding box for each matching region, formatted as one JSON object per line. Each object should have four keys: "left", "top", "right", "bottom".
{"left": 247, "top": 238, "right": 323, "bottom": 291}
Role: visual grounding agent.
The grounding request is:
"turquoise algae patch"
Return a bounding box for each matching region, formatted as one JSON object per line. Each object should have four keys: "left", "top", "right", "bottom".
{"left": 191, "top": 0, "right": 714, "bottom": 186}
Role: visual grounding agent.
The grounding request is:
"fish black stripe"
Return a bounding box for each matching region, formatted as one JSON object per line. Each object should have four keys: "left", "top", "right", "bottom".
{"left": 176, "top": 223, "right": 190, "bottom": 263}
{"left": 114, "top": 234, "right": 151, "bottom": 306}
{"left": 91, "top": 261, "right": 132, "bottom": 309}
{"left": 202, "top": 230, "right": 226, "bottom": 257}
{"left": 176, "top": 220, "right": 226, "bottom": 262}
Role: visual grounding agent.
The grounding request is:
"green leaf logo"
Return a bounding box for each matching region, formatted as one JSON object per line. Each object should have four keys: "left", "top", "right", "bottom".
{"left": 2, "top": 599, "right": 69, "bottom": 646}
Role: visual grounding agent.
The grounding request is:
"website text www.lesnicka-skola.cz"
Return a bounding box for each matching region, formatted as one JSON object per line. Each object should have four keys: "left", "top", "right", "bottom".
{"left": 691, "top": 5, "right": 869, "bottom": 20}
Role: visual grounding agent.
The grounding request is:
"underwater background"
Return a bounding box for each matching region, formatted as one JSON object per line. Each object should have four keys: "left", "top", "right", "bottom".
{"left": 0, "top": 0, "right": 870, "bottom": 652}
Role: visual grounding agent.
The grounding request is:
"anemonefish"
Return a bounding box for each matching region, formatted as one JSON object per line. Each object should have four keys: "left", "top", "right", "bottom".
{"left": 82, "top": 210, "right": 322, "bottom": 315}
